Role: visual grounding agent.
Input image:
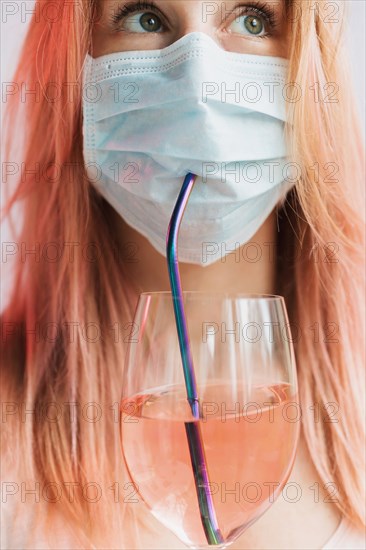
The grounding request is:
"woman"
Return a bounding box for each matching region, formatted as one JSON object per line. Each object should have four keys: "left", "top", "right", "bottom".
{"left": 1, "top": 0, "right": 365, "bottom": 548}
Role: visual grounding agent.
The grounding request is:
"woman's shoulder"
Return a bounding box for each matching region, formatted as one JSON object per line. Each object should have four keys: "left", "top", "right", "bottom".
{"left": 322, "top": 515, "right": 366, "bottom": 550}
{"left": 0, "top": 457, "right": 87, "bottom": 550}
{"left": 0, "top": 458, "right": 22, "bottom": 550}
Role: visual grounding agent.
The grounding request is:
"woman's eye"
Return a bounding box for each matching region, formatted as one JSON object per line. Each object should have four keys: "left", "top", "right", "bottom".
{"left": 113, "top": 9, "right": 164, "bottom": 33}
{"left": 111, "top": 3, "right": 277, "bottom": 37}
{"left": 228, "top": 12, "right": 269, "bottom": 38}
{"left": 123, "top": 12, "right": 163, "bottom": 33}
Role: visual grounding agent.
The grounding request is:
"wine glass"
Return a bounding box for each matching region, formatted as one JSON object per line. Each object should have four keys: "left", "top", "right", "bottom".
{"left": 119, "top": 292, "right": 300, "bottom": 549}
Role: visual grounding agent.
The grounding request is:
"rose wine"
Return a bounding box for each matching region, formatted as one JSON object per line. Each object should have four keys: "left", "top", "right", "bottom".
{"left": 120, "top": 382, "right": 299, "bottom": 548}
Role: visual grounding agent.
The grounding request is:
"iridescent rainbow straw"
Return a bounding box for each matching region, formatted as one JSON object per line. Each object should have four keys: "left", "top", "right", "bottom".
{"left": 166, "top": 172, "right": 224, "bottom": 546}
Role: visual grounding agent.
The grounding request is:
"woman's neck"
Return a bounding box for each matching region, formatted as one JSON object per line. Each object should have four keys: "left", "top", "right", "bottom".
{"left": 110, "top": 206, "right": 278, "bottom": 295}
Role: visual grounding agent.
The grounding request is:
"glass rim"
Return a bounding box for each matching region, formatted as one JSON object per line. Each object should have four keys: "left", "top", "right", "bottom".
{"left": 139, "top": 291, "right": 285, "bottom": 300}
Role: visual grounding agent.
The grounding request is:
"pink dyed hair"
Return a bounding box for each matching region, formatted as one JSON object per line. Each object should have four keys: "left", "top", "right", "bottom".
{"left": 1, "top": 0, "right": 365, "bottom": 547}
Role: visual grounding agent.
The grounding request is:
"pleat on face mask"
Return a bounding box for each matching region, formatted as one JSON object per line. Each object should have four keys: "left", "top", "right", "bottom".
{"left": 82, "top": 31, "right": 295, "bottom": 266}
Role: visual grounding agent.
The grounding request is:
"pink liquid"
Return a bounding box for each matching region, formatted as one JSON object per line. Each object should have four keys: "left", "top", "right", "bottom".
{"left": 120, "top": 383, "right": 299, "bottom": 548}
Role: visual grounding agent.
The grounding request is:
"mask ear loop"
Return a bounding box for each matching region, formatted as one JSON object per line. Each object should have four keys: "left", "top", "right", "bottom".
{"left": 166, "top": 172, "right": 224, "bottom": 546}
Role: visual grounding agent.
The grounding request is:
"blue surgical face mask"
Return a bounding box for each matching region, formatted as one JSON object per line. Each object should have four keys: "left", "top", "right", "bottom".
{"left": 82, "top": 32, "right": 294, "bottom": 266}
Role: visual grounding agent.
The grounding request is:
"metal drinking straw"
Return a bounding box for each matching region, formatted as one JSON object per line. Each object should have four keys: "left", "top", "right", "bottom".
{"left": 166, "top": 172, "right": 224, "bottom": 546}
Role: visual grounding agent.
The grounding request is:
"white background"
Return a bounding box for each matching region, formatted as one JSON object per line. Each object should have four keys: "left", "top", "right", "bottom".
{"left": 1, "top": 0, "right": 365, "bottom": 311}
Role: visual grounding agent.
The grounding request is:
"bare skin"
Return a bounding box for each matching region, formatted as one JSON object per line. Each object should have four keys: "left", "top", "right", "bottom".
{"left": 92, "top": 1, "right": 342, "bottom": 547}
